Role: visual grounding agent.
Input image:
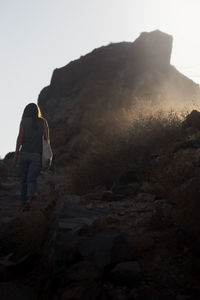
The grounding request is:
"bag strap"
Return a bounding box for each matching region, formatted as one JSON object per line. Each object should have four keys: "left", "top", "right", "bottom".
{"left": 43, "top": 118, "right": 49, "bottom": 142}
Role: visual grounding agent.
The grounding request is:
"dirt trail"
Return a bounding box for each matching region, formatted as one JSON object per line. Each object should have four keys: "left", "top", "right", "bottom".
{"left": 0, "top": 169, "right": 198, "bottom": 300}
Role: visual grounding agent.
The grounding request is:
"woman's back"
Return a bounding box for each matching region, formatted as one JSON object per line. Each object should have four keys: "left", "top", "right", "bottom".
{"left": 21, "top": 117, "right": 44, "bottom": 154}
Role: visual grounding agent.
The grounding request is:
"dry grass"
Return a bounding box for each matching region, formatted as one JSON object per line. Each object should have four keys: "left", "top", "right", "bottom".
{"left": 69, "top": 102, "right": 184, "bottom": 194}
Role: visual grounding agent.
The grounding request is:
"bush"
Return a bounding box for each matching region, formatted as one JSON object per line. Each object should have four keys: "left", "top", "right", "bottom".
{"left": 69, "top": 106, "right": 183, "bottom": 194}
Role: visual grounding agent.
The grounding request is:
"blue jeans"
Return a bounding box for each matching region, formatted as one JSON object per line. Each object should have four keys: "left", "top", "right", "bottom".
{"left": 19, "top": 151, "right": 42, "bottom": 204}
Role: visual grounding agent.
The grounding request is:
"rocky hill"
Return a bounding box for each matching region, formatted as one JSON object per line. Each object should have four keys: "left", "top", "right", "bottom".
{"left": 38, "top": 30, "right": 200, "bottom": 164}
{"left": 1, "top": 30, "right": 200, "bottom": 299}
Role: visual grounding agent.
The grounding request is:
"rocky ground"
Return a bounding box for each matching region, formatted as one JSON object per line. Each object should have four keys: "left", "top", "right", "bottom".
{"left": 0, "top": 144, "right": 199, "bottom": 300}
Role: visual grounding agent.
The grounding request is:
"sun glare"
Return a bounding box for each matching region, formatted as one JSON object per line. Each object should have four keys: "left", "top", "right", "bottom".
{"left": 168, "top": 0, "right": 200, "bottom": 83}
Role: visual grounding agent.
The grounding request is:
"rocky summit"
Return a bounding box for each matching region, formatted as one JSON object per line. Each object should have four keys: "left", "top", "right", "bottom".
{"left": 38, "top": 30, "right": 200, "bottom": 164}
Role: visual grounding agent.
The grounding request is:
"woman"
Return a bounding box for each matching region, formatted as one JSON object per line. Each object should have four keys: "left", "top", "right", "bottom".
{"left": 13, "top": 103, "right": 49, "bottom": 211}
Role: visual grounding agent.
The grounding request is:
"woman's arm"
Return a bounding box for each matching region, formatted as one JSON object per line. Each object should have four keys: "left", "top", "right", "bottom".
{"left": 43, "top": 119, "right": 50, "bottom": 141}
{"left": 13, "top": 120, "right": 24, "bottom": 166}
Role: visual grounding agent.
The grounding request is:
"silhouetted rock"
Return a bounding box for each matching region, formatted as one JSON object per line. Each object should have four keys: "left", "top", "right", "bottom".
{"left": 182, "top": 110, "right": 200, "bottom": 134}
{"left": 56, "top": 200, "right": 108, "bottom": 234}
{"left": 0, "top": 231, "right": 18, "bottom": 256}
{"left": 46, "top": 231, "right": 83, "bottom": 272}
{"left": 140, "top": 296, "right": 177, "bottom": 300}
{"left": 59, "top": 282, "right": 107, "bottom": 300}
{"left": 108, "top": 261, "right": 143, "bottom": 287}
{"left": 0, "top": 281, "right": 35, "bottom": 300}
{"left": 3, "top": 152, "right": 14, "bottom": 161}
{"left": 0, "top": 162, "right": 8, "bottom": 177}
{"left": 79, "top": 229, "right": 135, "bottom": 266}
{"left": 38, "top": 30, "right": 200, "bottom": 165}
{"left": 65, "top": 261, "right": 103, "bottom": 282}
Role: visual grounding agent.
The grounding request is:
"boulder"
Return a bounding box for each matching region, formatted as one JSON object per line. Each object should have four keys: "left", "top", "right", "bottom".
{"left": 45, "top": 231, "right": 84, "bottom": 272}
{"left": 0, "top": 231, "right": 18, "bottom": 256}
{"left": 136, "top": 193, "right": 156, "bottom": 202}
{"left": 0, "top": 281, "right": 35, "bottom": 300}
{"left": 152, "top": 200, "right": 177, "bottom": 226}
{"left": 182, "top": 110, "right": 200, "bottom": 133}
{"left": 108, "top": 261, "right": 143, "bottom": 287}
{"left": 3, "top": 152, "right": 15, "bottom": 161}
{"left": 38, "top": 30, "right": 200, "bottom": 166}
{"left": 0, "top": 161, "right": 8, "bottom": 177}
{"left": 0, "top": 182, "right": 17, "bottom": 190}
{"left": 140, "top": 296, "right": 177, "bottom": 300}
{"left": 60, "top": 282, "right": 106, "bottom": 300}
{"left": 79, "top": 229, "right": 135, "bottom": 266}
{"left": 56, "top": 201, "right": 107, "bottom": 219}
{"left": 0, "top": 252, "right": 36, "bottom": 281}
{"left": 65, "top": 261, "right": 103, "bottom": 282}
{"left": 55, "top": 201, "right": 108, "bottom": 234}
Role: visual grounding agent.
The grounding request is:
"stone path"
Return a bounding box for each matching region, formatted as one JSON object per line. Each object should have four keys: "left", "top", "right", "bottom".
{"left": 0, "top": 171, "right": 197, "bottom": 300}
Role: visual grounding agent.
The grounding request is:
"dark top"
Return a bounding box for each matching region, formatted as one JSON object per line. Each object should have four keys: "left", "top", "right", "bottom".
{"left": 21, "top": 117, "right": 44, "bottom": 154}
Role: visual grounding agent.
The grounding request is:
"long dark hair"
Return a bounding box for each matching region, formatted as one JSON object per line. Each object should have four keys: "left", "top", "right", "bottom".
{"left": 22, "top": 103, "right": 42, "bottom": 129}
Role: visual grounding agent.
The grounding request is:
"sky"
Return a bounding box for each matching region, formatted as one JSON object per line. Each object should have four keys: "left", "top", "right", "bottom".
{"left": 0, "top": 0, "right": 200, "bottom": 158}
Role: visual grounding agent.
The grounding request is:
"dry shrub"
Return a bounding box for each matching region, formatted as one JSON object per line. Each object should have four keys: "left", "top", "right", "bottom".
{"left": 69, "top": 103, "right": 183, "bottom": 194}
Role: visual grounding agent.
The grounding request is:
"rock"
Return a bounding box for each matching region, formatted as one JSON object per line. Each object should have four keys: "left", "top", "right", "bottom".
{"left": 38, "top": 30, "right": 200, "bottom": 169}
{"left": 138, "top": 285, "right": 160, "bottom": 298}
{"left": 0, "top": 252, "right": 36, "bottom": 281}
{"left": 101, "top": 182, "right": 140, "bottom": 202}
{"left": 0, "top": 182, "right": 17, "bottom": 190}
{"left": 153, "top": 200, "right": 177, "bottom": 226}
{"left": 0, "top": 252, "right": 36, "bottom": 273}
{"left": 3, "top": 152, "right": 15, "bottom": 161}
{"left": 79, "top": 229, "right": 135, "bottom": 266}
{"left": 108, "top": 261, "right": 143, "bottom": 288}
{"left": 55, "top": 201, "right": 108, "bottom": 235}
{"left": 2, "top": 152, "right": 18, "bottom": 177}
{"left": 43, "top": 202, "right": 110, "bottom": 275}
{"left": 45, "top": 232, "right": 84, "bottom": 272}
{"left": 140, "top": 182, "right": 165, "bottom": 198}
{"left": 65, "top": 194, "right": 81, "bottom": 204}
{"left": 0, "top": 232, "right": 18, "bottom": 256}
{"left": 60, "top": 282, "right": 106, "bottom": 300}
{"left": 0, "top": 161, "right": 8, "bottom": 177}
{"left": 140, "top": 296, "right": 177, "bottom": 300}
{"left": 126, "top": 231, "right": 155, "bottom": 254}
{"left": 110, "top": 169, "right": 140, "bottom": 199}
{"left": 136, "top": 193, "right": 156, "bottom": 202}
{"left": 182, "top": 110, "right": 200, "bottom": 133}
{"left": 106, "top": 287, "right": 129, "bottom": 300}
{"left": 56, "top": 201, "right": 107, "bottom": 219}
{"left": 58, "top": 218, "right": 90, "bottom": 235}
{"left": 0, "top": 281, "right": 35, "bottom": 300}
{"left": 0, "top": 217, "right": 17, "bottom": 224}
{"left": 101, "top": 190, "right": 114, "bottom": 201}
{"left": 83, "top": 186, "right": 108, "bottom": 201}
{"left": 65, "top": 261, "right": 103, "bottom": 281}
{"left": 178, "top": 139, "right": 200, "bottom": 150}
{"left": 134, "top": 30, "right": 172, "bottom": 68}
{"left": 112, "top": 169, "right": 139, "bottom": 189}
